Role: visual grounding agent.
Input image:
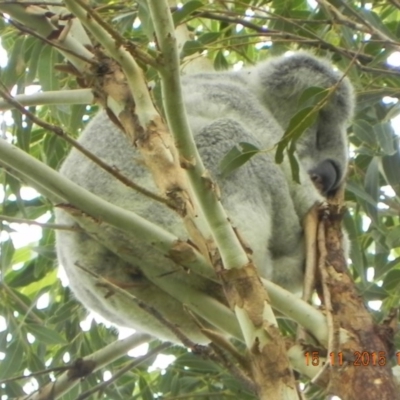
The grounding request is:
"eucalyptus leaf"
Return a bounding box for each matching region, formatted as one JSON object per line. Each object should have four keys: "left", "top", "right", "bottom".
{"left": 364, "top": 157, "right": 380, "bottom": 223}
{"left": 374, "top": 122, "right": 396, "bottom": 156}
{"left": 172, "top": 1, "right": 203, "bottom": 26}
{"left": 353, "top": 120, "right": 377, "bottom": 147}
{"left": 220, "top": 142, "right": 260, "bottom": 178}
{"left": 275, "top": 106, "right": 318, "bottom": 163}
{"left": 26, "top": 324, "right": 67, "bottom": 345}
{"left": 381, "top": 143, "right": 400, "bottom": 196}
{"left": 181, "top": 40, "right": 203, "bottom": 57}
{"left": 0, "top": 341, "right": 24, "bottom": 380}
{"left": 297, "top": 86, "right": 328, "bottom": 109}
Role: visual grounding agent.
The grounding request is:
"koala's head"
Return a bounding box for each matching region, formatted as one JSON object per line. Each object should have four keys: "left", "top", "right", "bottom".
{"left": 241, "top": 52, "right": 354, "bottom": 196}
{"left": 294, "top": 87, "right": 354, "bottom": 198}
{"left": 248, "top": 52, "right": 355, "bottom": 198}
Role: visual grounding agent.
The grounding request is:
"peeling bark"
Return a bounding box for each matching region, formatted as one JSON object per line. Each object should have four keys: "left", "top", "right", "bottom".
{"left": 318, "top": 203, "right": 398, "bottom": 399}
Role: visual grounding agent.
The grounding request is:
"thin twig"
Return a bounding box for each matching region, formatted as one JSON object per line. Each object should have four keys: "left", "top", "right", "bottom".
{"left": 0, "top": 215, "right": 79, "bottom": 231}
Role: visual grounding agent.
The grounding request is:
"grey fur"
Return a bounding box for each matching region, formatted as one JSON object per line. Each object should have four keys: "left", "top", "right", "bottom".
{"left": 56, "top": 52, "right": 354, "bottom": 342}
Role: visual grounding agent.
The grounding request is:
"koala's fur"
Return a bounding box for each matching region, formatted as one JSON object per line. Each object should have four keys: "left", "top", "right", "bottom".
{"left": 56, "top": 52, "right": 354, "bottom": 342}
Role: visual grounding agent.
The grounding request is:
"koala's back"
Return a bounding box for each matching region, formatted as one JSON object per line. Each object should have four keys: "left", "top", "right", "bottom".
{"left": 56, "top": 110, "right": 225, "bottom": 342}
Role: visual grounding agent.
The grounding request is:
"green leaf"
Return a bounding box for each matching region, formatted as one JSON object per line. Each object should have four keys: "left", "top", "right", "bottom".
{"left": 6, "top": 260, "right": 48, "bottom": 288}
{"left": 323, "top": 30, "right": 341, "bottom": 46}
{"left": 137, "top": 1, "right": 154, "bottom": 40}
{"left": 0, "top": 340, "right": 24, "bottom": 380}
{"left": 113, "top": 11, "right": 137, "bottom": 34}
{"left": 386, "top": 226, "right": 400, "bottom": 249}
{"left": 13, "top": 106, "right": 32, "bottom": 152}
{"left": 198, "top": 32, "right": 221, "bottom": 45}
{"left": 26, "top": 40, "right": 43, "bottom": 84}
{"left": 381, "top": 138, "right": 400, "bottom": 196}
{"left": 138, "top": 374, "right": 154, "bottom": 400}
{"left": 27, "top": 353, "right": 48, "bottom": 385}
{"left": 172, "top": 1, "right": 203, "bottom": 26}
{"left": 37, "top": 45, "right": 59, "bottom": 92}
{"left": 7, "top": 289, "right": 42, "bottom": 320}
{"left": 43, "top": 134, "right": 67, "bottom": 169}
{"left": 338, "top": 26, "right": 355, "bottom": 49}
{"left": 214, "top": 50, "right": 229, "bottom": 70}
{"left": 385, "top": 101, "right": 400, "bottom": 121}
{"left": 374, "top": 122, "right": 396, "bottom": 156}
{"left": 178, "top": 376, "right": 200, "bottom": 392}
{"left": 181, "top": 40, "right": 203, "bottom": 57}
{"left": 383, "top": 269, "right": 400, "bottom": 291}
{"left": 358, "top": 9, "right": 397, "bottom": 40}
{"left": 48, "top": 300, "right": 80, "bottom": 324}
{"left": 11, "top": 245, "right": 33, "bottom": 266}
{"left": 297, "top": 86, "right": 328, "bottom": 109}
{"left": 220, "top": 142, "right": 260, "bottom": 177}
{"left": 170, "top": 373, "right": 180, "bottom": 395}
{"left": 287, "top": 149, "right": 300, "bottom": 184}
{"left": 0, "top": 35, "right": 25, "bottom": 88}
{"left": 353, "top": 120, "right": 377, "bottom": 147}
{"left": 0, "top": 239, "right": 15, "bottom": 270}
{"left": 68, "top": 104, "right": 87, "bottom": 134}
{"left": 174, "top": 353, "right": 221, "bottom": 372}
{"left": 4, "top": 174, "right": 24, "bottom": 214}
{"left": 26, "top": 324, "right": 67, "bottom": 345}
{"left": 364, "top": 157, "right": 380, "bottom": 223}
{"left": 343, "top": 211, "right": 365, "bottom": 280}
{"left": 346, "top": 181, "right": 378, "bottom": 208}
{"left": 275, "top": 106, "right": 318, "bottom": 164}
{"left": 0, "top": 331, "right": 8, "bottom": 352}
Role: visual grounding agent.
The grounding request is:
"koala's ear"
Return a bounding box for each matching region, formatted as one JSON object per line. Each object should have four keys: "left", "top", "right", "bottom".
{"left": 247, "top": 52, "right": 355, "bottom": 125}
{"left": 308, "top": 159, "right": 340, "bottom": 195}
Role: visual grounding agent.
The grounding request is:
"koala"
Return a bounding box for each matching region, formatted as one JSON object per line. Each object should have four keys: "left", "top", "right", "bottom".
{"left": 55, "top": 52, "right": 354, "bottom": 343}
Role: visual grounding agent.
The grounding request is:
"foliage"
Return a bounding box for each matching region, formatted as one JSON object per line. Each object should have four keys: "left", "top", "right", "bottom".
{"left": 0, "top": 0, "right": 400, "bottom": 399}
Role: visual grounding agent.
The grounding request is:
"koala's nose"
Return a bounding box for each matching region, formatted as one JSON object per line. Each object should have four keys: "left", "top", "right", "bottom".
{"left": 309, "top": 159, "right": 339, "bottom": 196}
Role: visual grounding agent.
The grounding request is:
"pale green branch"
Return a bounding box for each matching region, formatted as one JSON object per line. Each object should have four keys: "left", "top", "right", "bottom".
{"left": 147, "top": 0, "right": 248, "bottom": 271}
{"left": 146, "top": 4, "right": 299, "bottom": 399}
{"left": 76, "top": 261, "right": 241, "bottom": 340}
{"left": 0, "top": 89, "right": 93, "bottom": 110}
{"left": 0, "top": 215, "right": 76, "bottom": 231}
